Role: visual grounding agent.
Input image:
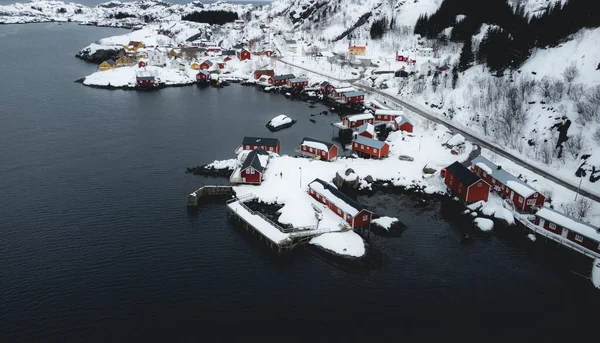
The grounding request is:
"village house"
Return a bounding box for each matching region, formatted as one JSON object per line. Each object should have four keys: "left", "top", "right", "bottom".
{"left": 98, "top": 59, "right": 116, "bottom": 71}
{"left": 395, "top": 69, "right": 410, "bottom": 78}
{"left": 135, "top": 74, "right": 157, "bottom": 88}
{"left": 419, "top": 60, "right": 438, "bottom": 75}
{"left": 138, "top": 60, "right": 147, "bottom": 68}
{"left": 332, "top": 86, "right": 356, "bottom": 99}
{"left": 341, "top": 90, "right": 365, "bottom": 103}
{"left": 199, "top": 60, "right": 213, "bottom": 70}
{"left": 238, "top": 148, "right": 269, "bottom": 185}
{"left": 125, "top": 40, "right": 145, "bottom": 51}
{"left": 196, "top": 70, "right": 210, "bottom": 82}
{"left": 169, "top": 58, "right": 187, "bottom": 71}
{"left": 374, "top": 109, "right": 404, "bottom": 122}
{"left": 148, "top": 47, "right": 167, "bottom": 66}
{"left": 169, "top": 48, "right": 181, "bottom": 58}
{"left": 287, "top": 77, "right": 309, "bottom": 88}
{"left": 417, "top": 47, "right": 434, "bottom": 58}
{"left": 241, "top": 137, "right": 281, "bottom": 154}
{"left": 217, "top": 62, "right": 225, "bottom": 69}
{"left": 342, "top": 113, "right": 374, "bottom": 129}
{"left": 351, "top": 136, "right": 389, "bottom": 159}
{"left": 254, "top": 69, "right": 275, "bottom": 80}
{"left": 532, "top": 207, "right": 600, "bottom": 256}
{"left": 348, "top": 45, "right": 366, "bottom": 55}
{"left": 191, "top": 61, "right": 201, "bottom": 70}
{"left": 470, "top": 155, "right": 545, "bottom": 212}
{"left": 443, "top": 161, "right": 490, "bottom": 204}
{"left": 269, "top": 74, "right": 295, "bottom": 86}
{"left": 356, "top": 123, "right": 375, "bottom": 138}
{"left": 285, "top": 39, "right": 297, "bottom": 54}
{"left": 223, "top": 56, "right": 232, "bottom": 62}
{"left": 308, "top": 178, "right": 373, "bottom": 228}
{"left": 394, "top": 115, "right": 413, "bottom": 133}
{"left": 115, "top": 56, "right": 135, "bottom": 67}
{"left": 319, "top": 81, "right": 330, "bottom": 93}
{"left": 237, "top": 49, "right": 251, "bottom": 61}
{"left": 297, "top": 137, "right": 338, "bottom": 161}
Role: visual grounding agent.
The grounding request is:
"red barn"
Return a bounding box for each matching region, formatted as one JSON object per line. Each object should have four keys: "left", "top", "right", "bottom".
{"left": 239, "top": 148, "right": 269, "bottom": 185}
{"left": 241, "top": 136, "right": 280, "bottom": 154}
{"left": 342, "top": 113, "right": 374, "bottom": 129}
{"left": 308, "top": 178, "right": 373, "bottom": 228}
{"left": 237, "top": 49, "right": 251, "bottom": 61}
{"left": 138, "top": 60, "right": 147, "bottom": 68}
{"left": 196, "top": 70, "right": 210, "bottom": 82}
{"left": 533, "top": 207, "right": 600, "bottom": 256}
{"left": 254, "top": 69, "right": 275, "bottom": 79}
{"left": 287, "top": 77, "right": 309, "bottom": 88}
{"left": 199, "top": 60, "right": 213, "bottom": 70}
{"left": 374, "top": 109, "right": 404, "bottom": 122}
{"left": 136, "top": 75, "right": 156, "bottom": 88}
{"left": 356, "top": 123, "right": 375, "bottom": 138}
{"left": 394, "top": 115, "right": 413, "bottom": 133}
{"left": 444, "top": 161, "right": 490, "bottom": 204}
{"left": 351, "top": 136, "right": 389, "bottom": 159}
{"left": 470, "top": 156, "right": 545, "bottom": 212}
{"left": 269, "top": 74, "right": 295, "bottom": 86}
{"left": 298, "top": 137, "right": 338, "bottom": 161}
{"left": 342, "top": 90, "right": 365, "bottom": 103}
{"left": 224, "top": 56, "right": 232, "bottom": 62}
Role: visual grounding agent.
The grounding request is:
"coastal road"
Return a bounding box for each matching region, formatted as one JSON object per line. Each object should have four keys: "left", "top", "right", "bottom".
{"left": 273, "top": 57, "right": 600, "bottom": 203}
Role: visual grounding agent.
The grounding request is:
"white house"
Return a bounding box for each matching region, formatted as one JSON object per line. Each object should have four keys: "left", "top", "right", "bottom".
{"left": 417, "top": 47, "right": 434, "bottom": 58}
{"left": 285, "top": 39, "right": 298, "bottom": 54}
{"left": 419, "top": 60, "right": 437, "bottom": 75}
{"left": 148, "top": 47, "right": 168, "bottom": 67}
{"left": 169, "top": 58, "right": 187, "bottom": 71}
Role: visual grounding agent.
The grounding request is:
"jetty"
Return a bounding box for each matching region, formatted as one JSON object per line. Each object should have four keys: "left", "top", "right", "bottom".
{"left": 187, "top": 185, "right": 234, "bottom": 207}
{"left": 226, "top": 195, "right": 345, "bottom": 253}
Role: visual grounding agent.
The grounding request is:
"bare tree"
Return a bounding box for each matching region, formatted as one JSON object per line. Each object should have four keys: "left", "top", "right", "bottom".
{"left": 563, "top": 197, "right": 593, "bottom": 220}
{"left": 537, "top": 76, "right": 553, "bottom": 99}
{"left": 588, "top": 85, "right": 600, "bottom": 106}
{"left": 564, "top": 132, "right": 583, "bottom": 157}
{"left": 517, "top": 76, "right": 536, "bottom": 100}
{"left": 567, "top": 83, "right": 585, "bottom": 102}
{"left": 562, "top": 62, "right": 579, "bottom": 84}
{"left": 412, "top": 78, "right": 426, "bottom": 94}
{"left": 537, "top": 139, "right": 556, "bottom": 164}
{"left": 594, "top": 128, "right": 600, "bottom": 144}
{"left": 550, "top": 79, "right": 564, "bottom": 102}
{"left": 576, "top": 100, "right": 600, "bottom": 123}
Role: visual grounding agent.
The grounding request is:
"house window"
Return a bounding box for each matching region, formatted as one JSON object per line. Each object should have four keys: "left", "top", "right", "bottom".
{"left": 533, "top": 193, "right": 538, "bottom": 198}
{"left": 309, "top": 189, "right": 314, "bottom": 195}
{"left": 526, "top": 199, "right": 535, "bottom": 205}
{"left": 575, "top": 235, "right": 584, "bottom": 242}
{"left": 549, "top": 223, "right": 556, "bottom": 230}
{"left": 248, "top": 168, "right": 254, "bottom": 175}
{"left": 337, "top": 208, "right": 342, "bottom": 214}
{"left": 245, "top": 145, "right": 250, "bottom": 149}
{"left": 501, "top": 184, "right": 505, "bottom": 190}
{"left": 363, "top": 215, "right": 368, "bottom": 221}
{"left": 321, "top": 151, "right": 326, "bottom": 155}
{"left": 449, "top": 175, "right": 453, "bottom": 180}
{"left": 483, "top": 171, "right": 487, "bottom": 177}
{"left": 354, "top": 143, "right": 358, "bottom": 148}
{"left": 518, "top": 196, "right": 524, "bottom": 203}
{"left": 477, "top": 183, "right": 482, "bottom": 187}
{"left": 360, "top": 145, "right": 364, "bottom": 149}
{"left": 374, "top": 148, "right": 378, "bottom": 153}
{"left": 309, "top": 148, "right": 313, "bottom": 152}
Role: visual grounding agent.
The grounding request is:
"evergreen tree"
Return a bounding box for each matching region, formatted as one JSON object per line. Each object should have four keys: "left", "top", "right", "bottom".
{"left": 452, "top": 66, "right": 459, "bottom": 89}
{"left": 458, "top": 39, "right": 474, "bottom": 71}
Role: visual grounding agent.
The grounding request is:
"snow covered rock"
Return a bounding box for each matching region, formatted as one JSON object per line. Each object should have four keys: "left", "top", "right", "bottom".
{"left": 310, "top": 231, "right": 365, "bottom": 258}
{"left": 474, "top": 218, "right": 494, "bottom": 232}
{"left": 371, "top": 216, "right": 399, "bottom": 230}
{"left": 493, "top": 207, "right": 515, "bottom": 225}
{"left": 266, "top": 114, "right": 296, "bottom": 131}
{"left": 527, "top": 234, "right": 537, "bottom": 242}
{"left": 446, "top": 134, "right": 465, "bottom": 146}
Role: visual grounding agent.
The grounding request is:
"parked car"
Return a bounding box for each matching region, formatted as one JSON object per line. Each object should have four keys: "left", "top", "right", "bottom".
{"left": 398, "top": 155, "right": 414, "bottom": 162}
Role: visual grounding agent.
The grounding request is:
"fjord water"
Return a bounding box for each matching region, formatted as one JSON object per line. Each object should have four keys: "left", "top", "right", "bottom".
{"left": 0, "top": 23, "right": 598, "bottom": 340}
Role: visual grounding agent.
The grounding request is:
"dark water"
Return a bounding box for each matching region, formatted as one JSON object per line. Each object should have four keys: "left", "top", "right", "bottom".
{"left": 0, "top": 0, "right": 271, "bottom": 6}
{"left": 1, "top": 23, "right": 599, "bottom": 341}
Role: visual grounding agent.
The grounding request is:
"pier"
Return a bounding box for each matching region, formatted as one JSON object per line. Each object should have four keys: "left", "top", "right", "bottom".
{"left": 187, "top": 185, "right": 234, "bottom": 207}
{"left": 226, "top": 195, "right": 344, "bottom": 253}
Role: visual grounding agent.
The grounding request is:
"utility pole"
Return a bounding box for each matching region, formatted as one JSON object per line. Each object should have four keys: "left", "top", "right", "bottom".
{"left": 574, "top": 177, "right": 583, "bottom": 201}
{"left": 299, "top": 167, "right": 302, "bottom": 188}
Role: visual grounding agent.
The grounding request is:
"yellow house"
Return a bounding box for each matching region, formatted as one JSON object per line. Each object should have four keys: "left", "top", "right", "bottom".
{"left": 348, "top": 45, "right": 366, "bottom": 55}
{"left": 115, "top": 56, "right": 135, "bottom": 67}
{"left": 123, "top": 40, "right": 145, "bottom": 52}
{"left": 169, "top": 48, "right": 182, "bottom": 57}
{"left": 190, "top": 61, "right": 200, "bottom": 70}
{"left": 98, "top": 59, "right": 116, "bottom": 71}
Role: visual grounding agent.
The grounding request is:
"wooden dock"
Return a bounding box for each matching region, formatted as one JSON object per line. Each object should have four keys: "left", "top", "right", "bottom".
{"left": 187, "top": 185, "right": 235, "bottom": 207}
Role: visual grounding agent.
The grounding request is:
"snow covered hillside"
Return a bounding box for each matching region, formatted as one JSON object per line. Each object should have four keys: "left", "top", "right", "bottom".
{"left": 0, "top": 0, "right": 252, "bottom": 26}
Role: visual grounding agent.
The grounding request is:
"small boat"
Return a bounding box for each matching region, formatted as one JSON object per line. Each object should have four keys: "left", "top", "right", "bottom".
{"left": 309, "top": 119, "right": 316, "bottom": 123}
{"left": 309, "top": 105, "right": 316, "bottom": 108}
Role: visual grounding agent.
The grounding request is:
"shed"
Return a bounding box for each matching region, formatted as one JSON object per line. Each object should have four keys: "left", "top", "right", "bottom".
{"left": 269, "top": 74, "right": 295, "bottom": 86}
{"left": 342, "top": 90, "right": 365, "bottom": 103}
{"left": 351, "top": 136, "right": 389, "bottom": 159}
{"left": 356, "top": 123, "right": 375, "bottom": 138}
{"left": 342, "top": 113, "right": 374, "bottom": 129}
{"left": 98, "top": 59, "right": 116, "bottom": 71}
{"left": 240, "top": 148, "right": 269, "bottom": 184}
{"left": 254, "top": 69, "right": 275, "bottom": 79}
{"left": 394, "top": 115, "right": 413, "bottom": 133}
{"left": 308, "top": 178, "right": 373, "bottom": 228}
{"left": 287, "top": 77, "right": 309, "bottom": 88}
{"left": 374, "top": 109, "right": 404, "bottom": 122}
{"left": 196, "top": 70, "right": 210, "bottom": 82}
{"left": 444, "top": 161, "right": 490, "bottom": 203}
{"left": 241, "top": 137, "right": 281, "bottom": 154}
{"left": 298, "top": 137, "right": 338, "bottom": 161}
{"left": 237, "top": 49, "right": 251, "bottom": 61}
{"left": 533, "top": 206, "right": 600, "bottom": 255}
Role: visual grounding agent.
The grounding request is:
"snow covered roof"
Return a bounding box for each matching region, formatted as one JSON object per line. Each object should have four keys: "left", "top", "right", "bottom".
{"left": 536, "top": 207, "right": 600, "bottom": 240}
{"left": 344, "top": 113, "right": 374, "bottom": 122}
{"left": 375, "top": 109, "right": 404, "bottom": 116}
{"left": 202, "top": 60, "right": 213, "bottom": 66}
{"left": 353, "top": 135, "right": 386, "bottom": 149}
{"left": 470, "top": 156, "right": 538, "bottom": 197}
{"left": 104, "top": 59, "right": 116, "bottom": 66}
{"left": 285, "top": 39, "right": 297, "bottom": 44}
{"left": 272, "top": 74, "right": 296, "bottom": 81}
{"left": 301, "top": 137, "right": 334, "bottom": 151}
{"left": 445, "top": 161, "right": 481, "bottom": 186}
{"left": 197, "top": 70, "right": 210, "bottom": 76}
{"left": 289, "top": 77, "right": 308, "bottom": 83}
{"left": 242, "top": 136, "right": 279, "bottom": 147}
{"left": 308, "top": 179, "right": 370, "bottom": 217}
{"left": 241, "top": 148, "right": 269, "bottom": 173}
{"left": 357, "top": 123, "right": 375, "bottom": 136}
{"left": 343, "top": 91, "right": 365, "bottom": 97}
{"left": 334, "top": 86, "right": 356, "bottom": 93}
{"left": 394, "top": 115, "right": 412, "bottom": 126}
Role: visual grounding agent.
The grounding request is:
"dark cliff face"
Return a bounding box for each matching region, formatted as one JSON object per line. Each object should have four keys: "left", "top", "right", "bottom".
{"left": 75, "top": 46, "right": 124, "bottom": 64}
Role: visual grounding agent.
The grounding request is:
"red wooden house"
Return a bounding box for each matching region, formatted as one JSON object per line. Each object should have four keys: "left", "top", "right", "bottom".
{"left": 136, "top": 74, "right": 157, "bottom": 88}
{"left": 138, "top": 60, "right": 147, "bottom": 68}
{"left": 374, "top": 109, "right": 404, "bottom": 122}
{"left": 269, "top": 74, "right": 295, "bottom": 86}
{"left": 237, "top": 49, "right": 251, "bottom": 61}
{"left": 241, "top": 136, "right": 280, "bottom": 154}
{"left": 298, "top": 137, "right": 338, "bottom": 161}
{"left": 239, "top": 148, "right": 269, "bottom": 185}
{"left": 287, "top": 77, "right": 309, "bottom": 88}
{"left": 224, "top": 56, "right": 232, "bottom": 62}
{"left": 444, "top": 161, "right": 490, "bottom": 203}
{"left": 342, "top": 113, "right": 374, "bottom": 129}
{"left": 396, "top": 52, "right": 408, "bottom": 62}
{"left": 196, "top": 70, "right": 210, "bottom": 82}
{"left": 532, "top": 207, "right": 600, "bottom": 256}
{"left": 341, "top": 90, "right": 365, "bottom": 103}
{"left": 351, "top": 136, "right": 389, "bottom": 159}
{"left": 217, "top": 62, "right": 225, "bottom": 69}
{"left": 207, "top": 46, "right": 222, "bottom": 53}
{"left": 394, "top": 115, "right": 413, "bottom": 133}
{"left": 470, "top": 156, "right": 545, "bottom": 212}
{"left": 319, "top": 81, "right": 330, "bottom": 93}
{"left": 308, "top": 179, "right": 373, "bottom": 228}
{"left": 254, "top": 69, "right": 275, "bottom": 79}
{"left": 332, "top": 86, "right": 356, "bottom": 98}
{"left": 199, "top": 60, "right": 213, "bottom": 70}
{"left": 356, "top": 123, "right": 375, "bottom": 138}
